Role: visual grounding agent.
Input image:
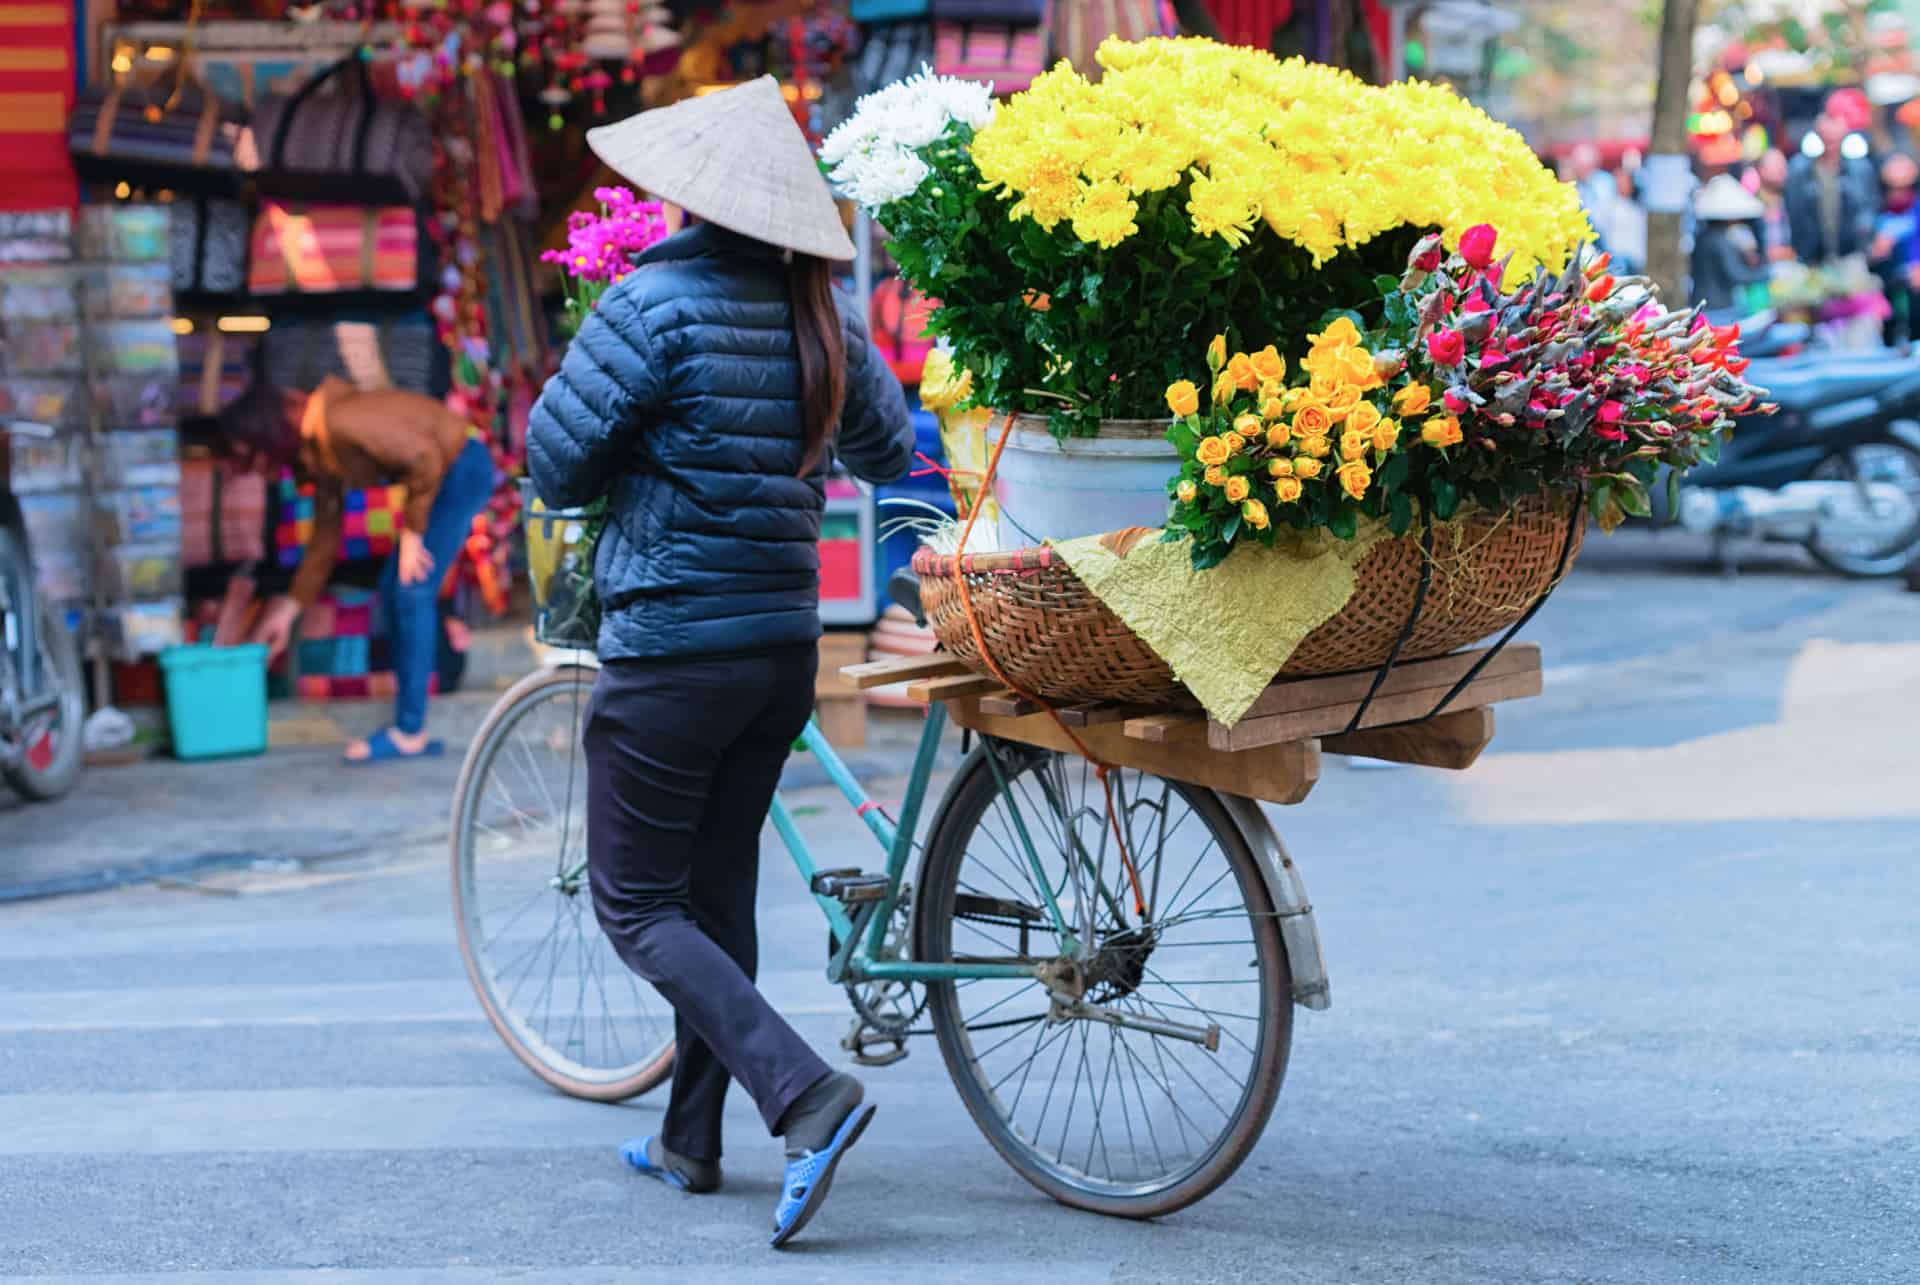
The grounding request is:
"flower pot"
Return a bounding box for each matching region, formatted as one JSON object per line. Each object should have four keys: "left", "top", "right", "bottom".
{"left": 990, "top": 415, "right": 1178, "bottom": 543}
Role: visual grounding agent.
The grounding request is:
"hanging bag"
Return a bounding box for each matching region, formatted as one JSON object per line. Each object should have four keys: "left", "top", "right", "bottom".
{"left": 69, "top": 68, "right": 246, "bottom": 195}
{"left": 1054, "top": 0, "right": 1166, "bottom": 77}
{"left": 243, "top": 55, "right": 433, "bottom": 206}
{"left": 930, "top": 0, "right": 1046, "bottom": 21}
{"left": 170, "top": 195, "right": 250, "bottom": 299}
{"left": 247, "top": 201, "right": 422, "bottom": 299}
{"left": 852, "top": 0, "right": 931, "bottom": 21}
{"left": 933, "top": 12, "right": 1050, "bottom": 94}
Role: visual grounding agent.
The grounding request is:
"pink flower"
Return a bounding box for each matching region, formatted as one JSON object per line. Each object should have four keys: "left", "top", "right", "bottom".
{"left": 1443, "top": 388, "right": 1471, "bottom": 414}
{"left": 1462, "top": 294, "right": 1492, "bottom": 314}
{"left": 1458, "top": 224, "right": 1499, "bottom": 270}
{"left": 1427, "top": 328, "right": 1467, "bottom": 366}
{"left": 1414, "top": 243, "right": 1445, "bottom": 272}
{"left": 1594, "top": 400, "right": 1628, "bottom": 442}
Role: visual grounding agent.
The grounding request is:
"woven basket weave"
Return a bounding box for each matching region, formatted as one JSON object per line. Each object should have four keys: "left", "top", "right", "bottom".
{"left": 913, "top": 492, "right": 1585, "bottom": 707}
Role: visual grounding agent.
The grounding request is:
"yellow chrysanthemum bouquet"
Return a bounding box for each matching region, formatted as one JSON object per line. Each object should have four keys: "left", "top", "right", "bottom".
{"left": 824, "top": 38, "right": 1590, "bottom": 438}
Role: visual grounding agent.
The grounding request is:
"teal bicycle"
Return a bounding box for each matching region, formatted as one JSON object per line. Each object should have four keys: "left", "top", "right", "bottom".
{"left": 451, "top": 563, "right": 1324, "bottom": 1217}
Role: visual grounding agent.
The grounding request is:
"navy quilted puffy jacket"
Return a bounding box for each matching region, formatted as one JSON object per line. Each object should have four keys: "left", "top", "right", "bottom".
{"left": 526, "top": 223, "right": 915, "bottom": 660}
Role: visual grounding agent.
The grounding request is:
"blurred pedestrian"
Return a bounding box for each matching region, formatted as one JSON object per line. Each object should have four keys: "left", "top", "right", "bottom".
{"left": 1872, "top": 152, "right": 1920, "bottom": 346}
{"left": 1756, "top": 148, "right": 1796, "bottom": 261}
{"left": 1569, "top": 142, "right": 1617, "bottom": 258}
{"left": 1607, "top": 165, "right": 1648, "bottom": 274}
{"left": 1786, "top": 114, "right": 1878, "bottom": 266}
{"left": 1692, "top": 174, "right": 1769, "bottom": 313}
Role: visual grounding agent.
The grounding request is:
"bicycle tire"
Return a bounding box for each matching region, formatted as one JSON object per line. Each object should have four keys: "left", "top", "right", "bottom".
{"left": 450, "top": 664, "right": 676, "bottom": 1102}
{"left": 915, "top": 742, "right": 1292, "bottom": 1219}
{"left": 1, "top": 531, "right": 83, "bottom": 802}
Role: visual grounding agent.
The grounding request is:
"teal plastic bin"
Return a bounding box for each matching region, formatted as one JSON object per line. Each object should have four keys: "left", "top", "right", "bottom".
{"left": 159, "top": 643, "right": 270, "bottom": 760}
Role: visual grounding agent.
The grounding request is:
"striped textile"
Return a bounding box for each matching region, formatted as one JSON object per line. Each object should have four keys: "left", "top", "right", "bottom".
{"left": 0, "top": 2, "right": 75, "bottom": 212}
{"left": 932, "top": 19, "right": 1049, "bottom": 93}
{"left": 248, "top": 203, "right": 419, "bottom": 296}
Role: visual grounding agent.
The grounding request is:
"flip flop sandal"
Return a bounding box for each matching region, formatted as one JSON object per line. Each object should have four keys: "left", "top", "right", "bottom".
{"left": 345, "top": 728, "right": 445, "bottom": 765}
{"left": 620, "top": 1135, "right": 721, "bottom": 1193}
{"left": 770, "top": 1102, "right": 877, "bottom": 1249}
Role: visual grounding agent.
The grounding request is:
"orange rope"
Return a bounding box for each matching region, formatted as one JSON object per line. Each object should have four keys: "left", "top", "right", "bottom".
{"left": 948, "top": 412, "right": 1151, "bottom": 923}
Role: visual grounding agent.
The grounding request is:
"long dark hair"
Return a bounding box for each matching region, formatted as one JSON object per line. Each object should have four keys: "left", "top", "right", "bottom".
{"left": 789, "top": 253, "right": 846, "bottom": 476}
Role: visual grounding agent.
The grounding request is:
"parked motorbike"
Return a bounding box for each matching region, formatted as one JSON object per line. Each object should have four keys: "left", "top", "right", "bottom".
{"left": 1655, "top": 323, "right": 1920, "bottom": 577}
{"left": 1, "top": 419, "right": 85, "bottom": 801}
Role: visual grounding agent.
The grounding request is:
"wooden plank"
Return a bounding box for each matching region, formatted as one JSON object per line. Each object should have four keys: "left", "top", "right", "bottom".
{"left": 978, "top": 691, "right": 1045, "bottom": 717}
{"left": 1122, "top": 712, "right": 1206, "bottom": 744}
{"left": 1056, "top": 701, "right": 1154, "bottom": 728}
{"left": 1210, "top": 669, "right": 1541, "bottom": 751}
{"left": 906, "top": 672, "right": 1006, "bottom": 703}
{"left": 1321, "top": 707, "right": 1496, "bottom": 770}
{"left": 1233, "top": 644, "right": 1541, "bottom": 723}
{"left": 841, "top": 653, "right": 971, "bottom": 690}
{"left": 949, "top": 698, "right": 1321, "bottom": 807}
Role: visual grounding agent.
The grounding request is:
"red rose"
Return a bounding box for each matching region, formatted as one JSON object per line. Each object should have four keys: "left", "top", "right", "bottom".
{"left": 1443, "top": 388, "right": 1471, "bottom": 414}
{"left": 1586, "top": 274, "right": 1616, "bottom": 302}
{"left": 1462, "top": 294, "right": 1492, "bottom": 314}
{"left": 1427, "top": 328, "right": 1467, "bottom": 366}
{"left": 1594, "top": 400, "right": 1628, "bottom": 442}
{"left": 1459, "top": 224, "right": 1499, "bottom": 270}
{"left": 1414, "top": 245, "right": 1445, "bottom": 272}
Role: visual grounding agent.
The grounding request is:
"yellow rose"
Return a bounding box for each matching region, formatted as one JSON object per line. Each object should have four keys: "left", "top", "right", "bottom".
{"left": 1265, "top": 422, "right": 1293, "bottom": 450}
{"left": 1292, "top": 456, "right": 1324, "bottom": 479}
{"left": 1165, "top": 379, "right": 1200, "bottom": 418}
{"left": 1233, "top": 412, "right": 1265, "bottom": 441}
{"left": 1206, "top": 333, "right": 1227, "bottom": 373}
{"left": 1225, "top": 474, "right": 1251, "bottom": 503}
{"left": 1421, "top": 415, "right": 1464, "bottom": 448}
{"left": 1204, "top": 464, "right": 1229, "bottom": 487}
{"left": 1241, "top": 497, "right": 1270, "bottom": 530}
{"left": 1282, "top": 386, "right": 1314, "bottom": 412}
{"left": 1293, "top": 403, "right": 1333, "bottom": 438}
{"left": 1347, "top": 401, "right": 1381, "bottom": 437}
{"left": 1212, "top": 371, "right": 1238, "bottom": 407}
{"left": 1176, "top": 479, "right": 1198, "bottom": 504}
{"left": 1250, "top": 344, "right": 1287, "bottom": 383}
{"left": 1227, "top": 352, "right": 1259, "bottom": 392}
{"left": 1393, "top": 383, "right": 1433, "bottom": 417}
{"left": 1196, "top": 434, "right": 1233, "bottom": 467}
{"left": 1341, "top": 346, "right": 1382, "bottom": 389}
{"left": 1258, "top": 378, "right": 1283, "bottom": 406}
{"left": 1267, "top": 457, "right": 1294, "bottom": 477}
{"left": 1340, "top": 429, "right": 1370, "bottom": 460}
{"left": 1324, "top": 383, "right": 1363, "bottom": 420}
{"left": 1309, "top": 367, "right": 1342, "bottom": 399}
{"left": 1260, "top": 395, "right": 1287, "bottom": 421}
{"left": 1299, "top": 434, "right": 1332, "bottom": 459}
{"left": 1273, "top": 476, "right": 1305, "bottom": 503}
{"left": 1372, "top": 417, "right": 1401, "bottom": 452}
{"left": 1311, "top": 316, "right": 1363, "bottom": 352}
{"left": 1337, "top": 459, "right": 1373, "bottom": 500}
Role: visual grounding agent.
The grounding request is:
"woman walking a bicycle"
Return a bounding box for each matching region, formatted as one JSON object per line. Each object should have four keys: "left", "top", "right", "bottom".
{"left": 525, "top": 78, "right": 915, "bottom": 1248}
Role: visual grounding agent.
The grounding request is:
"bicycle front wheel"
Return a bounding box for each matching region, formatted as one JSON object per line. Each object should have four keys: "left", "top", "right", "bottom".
{"left": 917, "top": 743, "right": 1292, "bottom": 1218}
{"left": 450, "top": 664, "right": 675, "bottom": 1101}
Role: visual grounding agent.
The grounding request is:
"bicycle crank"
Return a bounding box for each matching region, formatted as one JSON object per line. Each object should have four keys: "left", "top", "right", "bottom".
{"left": 841, "top": 1016, "right": 909, "bottom": 1067}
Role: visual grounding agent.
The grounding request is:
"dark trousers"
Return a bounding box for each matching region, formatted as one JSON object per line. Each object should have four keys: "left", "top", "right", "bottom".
{"left": 584, "top": 645, "right": 831, "bottom": 1162}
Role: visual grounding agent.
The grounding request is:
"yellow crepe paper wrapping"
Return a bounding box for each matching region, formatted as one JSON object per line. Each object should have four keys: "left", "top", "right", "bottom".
{"left": 1052, "top": 522, "right": 1394, "bottom": 727}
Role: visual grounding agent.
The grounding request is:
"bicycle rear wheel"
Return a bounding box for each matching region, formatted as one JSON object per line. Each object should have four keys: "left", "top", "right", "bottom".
{"left": 916, "top": 742, "right": 1291, "bottom": 1218}
{"left": 450, "top": 664, "right": 675, "bottom": 1101}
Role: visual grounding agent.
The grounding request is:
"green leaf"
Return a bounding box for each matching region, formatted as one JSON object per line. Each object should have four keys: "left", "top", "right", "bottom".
{"left": 1379, "top": 453, "right": 1411, "bottom": 492}
{"left": 1615, "top": 478, "right": 1652, "bottom": 518}
{"left": 1388, "top": 489, "right": 1413, "bottom": 535}
{"left": 1168, "top": 421, "right": 1199, "bottom": 454}
{"left": 1222, "top": 513, "right": 1243, "bottom": 543}
{"left": 1373, "top": 274, "right": 1401, "bottom": 297}
{"left": 1328, "top": 506, "right": 1358, "bottom": 540}
{"left": 1664, "top": 468, "right": 1681, "bottom": 523}
{"left": 1432, "top": 476, "right": 1459, "bottom": 519}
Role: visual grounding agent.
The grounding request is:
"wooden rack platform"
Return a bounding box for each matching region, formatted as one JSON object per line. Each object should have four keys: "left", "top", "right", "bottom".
{"left": 836, "top": 645, "right": 1542, "bottom": 807}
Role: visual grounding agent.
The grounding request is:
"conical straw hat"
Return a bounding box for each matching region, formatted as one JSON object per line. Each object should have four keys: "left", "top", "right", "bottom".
{"left": 586, "top": 76, "right": 855, "bottom": 262}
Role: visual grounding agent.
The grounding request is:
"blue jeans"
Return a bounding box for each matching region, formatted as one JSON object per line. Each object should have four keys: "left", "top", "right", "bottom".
{"left": 380, "top": 437, "right": 493, "bottom": 736}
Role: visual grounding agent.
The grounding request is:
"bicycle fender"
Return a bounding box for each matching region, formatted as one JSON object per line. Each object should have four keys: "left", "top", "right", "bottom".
{"left": 1215, "top": 793, "right": 1331, "bottom": 1012}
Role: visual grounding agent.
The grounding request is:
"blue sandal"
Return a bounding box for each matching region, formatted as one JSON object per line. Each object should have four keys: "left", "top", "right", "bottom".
{"left": 620, "top": 1135, "right": 721, "bottom": 1193}
{"left": 345, "top": 728, "right": 444, "bottom": 765}
{"left": 770, "top": 1102, "right": 877, "bottom": 1249}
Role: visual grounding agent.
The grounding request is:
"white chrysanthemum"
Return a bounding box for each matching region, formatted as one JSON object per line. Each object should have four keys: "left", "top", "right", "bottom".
{"left": 893, "top": 96, "right": 951, "bottom": 149}
{"left": 834, "top": 147, "right": 931, "bottom": 207}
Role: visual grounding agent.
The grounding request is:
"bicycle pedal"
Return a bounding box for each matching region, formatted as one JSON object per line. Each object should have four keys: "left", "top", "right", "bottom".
{"left": 810, "top": 870, "right": 889, "bottom": 904}
{"left": 841, "top": 1019, "right": 909, "bottom": 1068}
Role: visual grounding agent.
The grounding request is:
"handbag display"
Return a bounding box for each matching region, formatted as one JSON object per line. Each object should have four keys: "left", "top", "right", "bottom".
{"left": 856, "top": 20, "right": 937, "bottom": 92}
{"left": 175, "top": 329, "right": 256, "bottom": 419}
{"left": 1054, "top": 0, "right": 1166, "bottom": 77}
{"left": 180, "top": 454, "right": 269, "bottom": 568}
{"left": 933, "top": 16, "right": 1050, "bottom": 94}
{"left": 852, "top": 0, "right": 931, "bottom": 20}
{"left": 259, "top": 316, "right": 437, "bottom": 396}
{"left": 170, "top": 196, "right": 250, "bottom": 297}
{"left": 242, "top": 56, "right": 434, "bottom": 205}
{"left": 68, "top": 74, "right": 246, "bottom": 195}
{"left": 930, "top": 0, "right": 1047, "bottom": 22}
{"left": 247, "top": 202, "right": 421, "bottom": 298}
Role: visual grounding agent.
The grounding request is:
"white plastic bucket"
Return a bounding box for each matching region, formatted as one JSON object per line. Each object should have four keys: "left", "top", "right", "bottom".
{"left": 990, "top": 415, "right": 1178, "bottom": 544}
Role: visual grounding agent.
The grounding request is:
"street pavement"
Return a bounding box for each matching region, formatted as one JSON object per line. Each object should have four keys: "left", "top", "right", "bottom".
{"left": 1, "top": 531, "right": 1917, "bottom": 1283}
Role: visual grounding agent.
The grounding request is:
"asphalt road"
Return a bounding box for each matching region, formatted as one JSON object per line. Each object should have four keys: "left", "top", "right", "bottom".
{"left": 2, "top": 534, "right": 1916, "bottom": 1283}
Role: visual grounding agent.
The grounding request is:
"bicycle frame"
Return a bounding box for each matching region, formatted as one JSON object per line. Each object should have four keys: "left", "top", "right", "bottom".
{"left": 768, "top": 702, "right": 1064, "bottom": 987}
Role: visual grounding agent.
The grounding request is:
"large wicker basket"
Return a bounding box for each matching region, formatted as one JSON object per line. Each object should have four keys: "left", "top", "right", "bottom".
{"left": 913, "top": 492, "right": 1585, "bottom": 707}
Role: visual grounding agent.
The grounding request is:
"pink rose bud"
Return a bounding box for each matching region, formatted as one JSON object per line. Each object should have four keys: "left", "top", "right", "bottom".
{"left": 1427, "top": 328, "right": 1467, "bottom": 366}
{"left": 1458, "top": 224, "right": 1499, "bottom": 270}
